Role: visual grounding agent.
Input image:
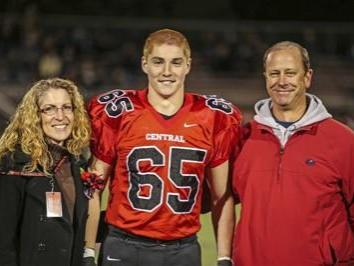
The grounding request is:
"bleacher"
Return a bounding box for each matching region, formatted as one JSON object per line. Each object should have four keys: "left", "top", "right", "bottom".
{"left": 0, "top": 12, "right": 353, "bottom": 130}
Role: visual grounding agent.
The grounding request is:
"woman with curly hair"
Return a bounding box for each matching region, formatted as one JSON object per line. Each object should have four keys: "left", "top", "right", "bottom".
{"left": 0, "top": 78, "right": 91, "bottom": 266}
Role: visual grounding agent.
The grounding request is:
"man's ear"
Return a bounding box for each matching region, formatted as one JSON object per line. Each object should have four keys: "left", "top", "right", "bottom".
{"left": 141, "top": 56, "right": 148, "bottom": 74}
{"left": 305, "top": 68, "right": 313, "bottom": 89}
{"left": 185, "top": 58, "right": 192, "bottom": 74}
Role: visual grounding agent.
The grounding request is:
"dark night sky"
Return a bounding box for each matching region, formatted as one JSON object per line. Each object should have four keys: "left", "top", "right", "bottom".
{"left": 1, "top": 0, "right": 354, "bottom": 21}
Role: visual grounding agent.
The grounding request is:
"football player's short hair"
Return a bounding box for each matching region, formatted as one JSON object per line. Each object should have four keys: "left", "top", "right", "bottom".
{"left": 143, "top": 28, "right": 191, "bottom": 59}
{"left": 263, "top": 41, "right": 311, "bottom": 73}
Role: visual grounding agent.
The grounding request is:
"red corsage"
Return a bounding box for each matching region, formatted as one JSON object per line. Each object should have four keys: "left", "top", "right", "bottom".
{"left": 80, "top": 170, "right": 105, "bottom": 199}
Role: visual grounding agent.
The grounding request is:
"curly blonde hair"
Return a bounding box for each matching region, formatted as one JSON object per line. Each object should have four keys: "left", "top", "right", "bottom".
{"left": 0, "top": 78, "right": 91, "bottom": 174}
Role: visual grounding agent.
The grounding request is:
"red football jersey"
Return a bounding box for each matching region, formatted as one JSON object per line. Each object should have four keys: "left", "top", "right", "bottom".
{"left": 89, "top": 89, "right": 241, "bottom": 240}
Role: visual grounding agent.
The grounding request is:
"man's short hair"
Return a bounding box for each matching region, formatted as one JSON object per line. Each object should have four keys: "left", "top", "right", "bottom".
{"left": 143, "top": 28, "right": 191, "bottom": 59}
{"left": 263, "top": 41, "right": 311, "bottom": 73}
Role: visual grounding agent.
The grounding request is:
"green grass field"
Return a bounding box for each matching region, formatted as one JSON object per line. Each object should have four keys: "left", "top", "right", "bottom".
{"left": 198, "top": 206, "right": 240, "bottom": 266}
{"left": 198, "top": 213, "right": 217, "bottom": 266}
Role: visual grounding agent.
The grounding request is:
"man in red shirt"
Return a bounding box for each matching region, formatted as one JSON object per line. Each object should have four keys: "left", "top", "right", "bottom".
{"left": 232, "top": 41, "right": 354, "bottom": 265}
{"left": 85, "top": 29, "right": 242, "bottom": 266}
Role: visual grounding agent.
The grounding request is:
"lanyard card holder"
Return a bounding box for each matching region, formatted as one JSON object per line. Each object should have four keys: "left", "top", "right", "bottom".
{"left": 46, "top": 175, "right": 63, "bottom": 217}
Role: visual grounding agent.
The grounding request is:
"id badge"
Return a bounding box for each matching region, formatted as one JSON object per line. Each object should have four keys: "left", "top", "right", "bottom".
{"left": 46, "top": 192, "right": 63, "bottom": 217}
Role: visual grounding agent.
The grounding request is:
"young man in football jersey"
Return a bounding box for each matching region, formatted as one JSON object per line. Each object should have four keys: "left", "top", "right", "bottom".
{"left": 84, "top": 29, "right": 242, "bottom": 266}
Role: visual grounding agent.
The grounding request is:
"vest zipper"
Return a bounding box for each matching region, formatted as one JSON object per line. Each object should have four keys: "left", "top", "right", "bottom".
{"left": 277, "top": 146, "right": 284, "bottom": 183}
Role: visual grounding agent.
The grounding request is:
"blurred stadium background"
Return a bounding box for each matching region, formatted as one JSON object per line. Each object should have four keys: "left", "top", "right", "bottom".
{"left": 1, "top": 1, "right": 353, "bottom": 265}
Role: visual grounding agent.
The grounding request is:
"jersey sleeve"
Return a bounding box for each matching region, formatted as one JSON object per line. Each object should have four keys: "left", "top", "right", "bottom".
{"left": 88, "top": 93, "right": 121, "bottom": 165}
{"left": 231, "top": 122, "right": 252, "bottom": 204}
{"left": 208, "top": 105, "right": 243, "bottom": 168}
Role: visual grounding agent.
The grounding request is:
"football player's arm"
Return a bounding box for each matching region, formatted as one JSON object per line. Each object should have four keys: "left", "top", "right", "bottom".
{"left": 207, "top": 160, "right": 235, "bottom": 265}
{"left": 84, "top": 156, "right": 112, "bottom": 253}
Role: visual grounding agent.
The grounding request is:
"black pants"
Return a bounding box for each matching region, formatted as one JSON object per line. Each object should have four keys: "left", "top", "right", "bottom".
{"left": 99, "top": 226, "right": 201, "bottom": 266}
